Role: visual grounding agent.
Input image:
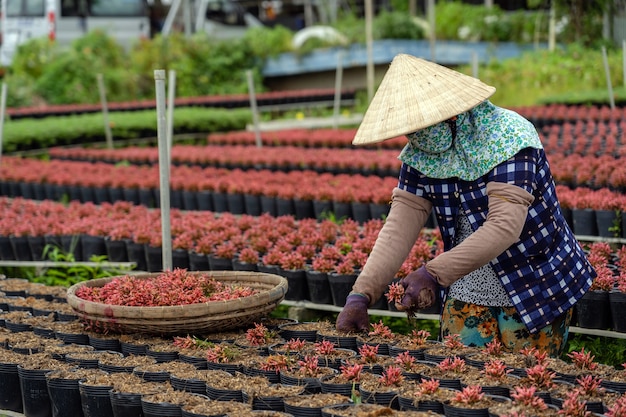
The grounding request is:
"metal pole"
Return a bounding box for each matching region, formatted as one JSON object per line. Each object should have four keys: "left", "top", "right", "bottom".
{"left": 167, "top": 69, "right": 176, "bottom": 167}
{"left": 332, "top": 51, "right": 344, "bottom": 129}
{"left": 154, "top": 69, "right": 173, "bottom": 271}
{"left": 365, "top": 0, "right": 374, "bottom": 102}
{"left": 602, "top": 47, "right": 616, "bottom": 111}
{"left": 97, "top": 74, "right": 113, "bottom": 149}
{"left": 0, "top": 83, "right": 6, "bottom": 168}
{"left": 246, "top": 70, "right": 263, "bottom": 148}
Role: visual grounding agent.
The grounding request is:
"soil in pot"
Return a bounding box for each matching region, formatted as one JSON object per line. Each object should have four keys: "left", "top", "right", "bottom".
{"left": 180, "top": 392, "right": 253, "bottom": 416}
{"left": 169, "top": 368, "right": 231, "bottom": 395}
{"left": 206, "top": 371, "right": 268, "bottom": 402}
{"left": 98, "top": 352, "right": 157, "bottom": 374}
{"left": 133, "top": 361, "right": 197, "bottom": 383}
{"left": 283, "top": 392, "right": 349, "bottom": 416}
{"left": 243, "top": 383, "right": 305, "bottom": 411}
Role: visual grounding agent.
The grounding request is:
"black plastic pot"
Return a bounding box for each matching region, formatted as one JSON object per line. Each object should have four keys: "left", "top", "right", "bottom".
{"left": 609, "top": 290, "right": 626, "bottom": 332}
{"left": 18, "top": 365, "right": 53, "bottom": 417}
{"left": 178, "top": 353, "right": 208, "bottom": 370}
{"left": 207, "top": 255, "right": 233, "bottom": 271}
{"left": 242, "top": 391, "right": 285, "bottom": 412}
{"left": 169, "top": 375, "right": 207, "bottom": 394}
{"left": 104, "top": 239, "right": 128, "bottom": 262}
{"left": 133, "top": 368, "right": 170, "bottom": 383}
{"left": 46, "top": 374, "right": 84, "bottom": 417}
{"left": 141, "top": 397, "right": 182, "bottom": 417}
{"left": 188, "top": 252, "right": 210, "bottom": 272}
{"left": 280, "top": 268, "right": 310, "bottom": 301}
{"left": 120, "top": 341, "right": 148, "bottom": 356}
{"left": 305, "top": 270, "right": 333, "bottom": 305}
{"left": 55, "top": 331, "right": 90, "bottom": 345}
{"left": 88, "top": 335, "right": 121, "bottom": 352}
{"left": 109, "top": 390, "right": 143, "bottom": 417}
{"left": 327, "top": 273, "right": 357, "bottom": 307}
{"left": 78, "top": 381, "right": 115, "bottom": 417}
{"left": 278, "top": 323, "right": 318, "bottom": 342}
{"left": 359, "top": 386, "right": 400, "bottom": 410}
{"left": 205, "top": 385, "right": 244, "bottom": 402}
{"left": 0, "top": 362, "right": 23, "bottom": 413}
{"left": 319, "top": 375, "right": 358, "bottom": 397}
{"left": 576, "top": 290, "right": 612, "bottom": 330}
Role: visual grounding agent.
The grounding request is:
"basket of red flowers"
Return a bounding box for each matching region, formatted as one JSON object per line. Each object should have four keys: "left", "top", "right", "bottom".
{"left": 66, "top": 269, "right": 288, "bottom": 335}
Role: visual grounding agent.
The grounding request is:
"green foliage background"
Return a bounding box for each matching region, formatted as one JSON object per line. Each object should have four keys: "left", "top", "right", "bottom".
{"left": 2, "top": 1, "right": 624, "bottom": 109}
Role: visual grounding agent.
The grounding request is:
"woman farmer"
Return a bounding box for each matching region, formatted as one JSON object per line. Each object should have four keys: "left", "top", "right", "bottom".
{"left": 335, "top": 54, "right": 596, "bottom": 357}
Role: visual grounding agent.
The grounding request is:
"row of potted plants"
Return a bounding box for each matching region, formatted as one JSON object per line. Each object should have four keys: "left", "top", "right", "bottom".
{"left": 1, "top": 289, "right": 626, "bottom": 417}
{"left": 6, "top": 88, "right": 350, "bottom": 119}
{"left": 46, "top": 139, "right": 626, "bottom": 191}
{"left": 540, "top": 120, "right": 626, "bottom": 158}
{"left": 0, "top": 196, "right": 625, "bottom": 332}
{"left": 3, "top": 153, "right": 626, "bottom": 237}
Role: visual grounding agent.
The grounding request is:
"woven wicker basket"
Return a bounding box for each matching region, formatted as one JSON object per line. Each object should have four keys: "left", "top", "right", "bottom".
{"left": 65, "top": 271, "right": 288, "bottom": 335}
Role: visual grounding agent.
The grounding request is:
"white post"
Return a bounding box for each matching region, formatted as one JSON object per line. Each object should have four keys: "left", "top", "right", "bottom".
{"left": 427, "top": 0, "right": 436, "bottom": 61}
{"left": 161, "top": 0, "right": 181, "bottom": 36}
{"left": 246, "top": 70, "right": 263, "bottom": 148}
{"left": 623, "top": 40, "right": 626, "bottom": 89}
{"left": 548, "top": 4, "right": 556, "bottom": 52}
{"left": 167, "top": 69, "right": 176, "bottom": 167}
{"left": 154, "top": 69, "right": 173, "bottom": 271}
{"left": 97, "top": 74, "right": 113, "bottom": 149}
{"left": 602, "top": 47, "right": 616, "bottom": 110}
{"left": 183, "top": 0, "right": 193, "bottom": 36}
{"left": 471, "top": 51, "right": 478, "bottom": 78}
{"left": 0, "top": 83, "right": 6, "bottom": 168}
{"left": 365, "top": 0, "right": 374, "bottom": 102}
{"left": 332, "top": 51, "right": 344, "bottom": 129}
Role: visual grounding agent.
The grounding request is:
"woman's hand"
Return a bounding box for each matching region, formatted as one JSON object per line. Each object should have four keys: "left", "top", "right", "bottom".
{"left": 336, "top": 293, "right": 370, "bottom": 332}
{"left": 396, "top": 266, "right": 438, "bottom": 315}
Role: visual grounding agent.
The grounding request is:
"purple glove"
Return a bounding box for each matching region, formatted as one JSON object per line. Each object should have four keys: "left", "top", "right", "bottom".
{"left": 336, "top": 293, "right": 370, "bottom": 333}
{"left": 396, "top": 266, "right": 439, "bottom": 316}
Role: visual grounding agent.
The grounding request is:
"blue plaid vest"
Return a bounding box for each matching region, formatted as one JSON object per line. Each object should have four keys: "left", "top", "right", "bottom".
{"left": 398, "top": 147, "right": 596, "bottom": 333}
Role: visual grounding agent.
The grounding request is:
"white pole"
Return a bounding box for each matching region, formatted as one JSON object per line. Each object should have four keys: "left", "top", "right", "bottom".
{"left": 623, "top": 40, "right": 626, "bottom": 89}
{"left": 161, "top": 0, "right": 182, "bottom": 36}
{"left": 332, "top": 51, "right": 344, "bottom": 129}
{"left": 97, "top": 74, "right": 113, "bottom": 149}
{"left": 602, "top": 47, "right": 616, "bottom": 111}
{"left": 427, "top": 0, "right": 436, "bottom": 61}
{"left": 471, "top": 51, "right": 478, "bottom": 78}
{"left": 183, "top": 0, "right": 193, "bottom": 36}
{"left": 167, "top": 69, "right": 176, "bottom": 167}
{"left": 365, "top": 0, "right": 374, "bottom": 102}
{"left": 0, "top": 83, "right": 6, "bottom": 168}
{"left": 548, "top": 4, "right": 556, "bottom": 52}
{"left": 246, "top": 70, "right": 263, "bottom": 148}
{"left": 154, "top": 69, "right": 173, "bottom": 271}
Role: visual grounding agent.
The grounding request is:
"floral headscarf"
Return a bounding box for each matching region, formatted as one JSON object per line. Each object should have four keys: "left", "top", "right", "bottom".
{"left": 398, "top": 100, "right": 543, "bottom": 181}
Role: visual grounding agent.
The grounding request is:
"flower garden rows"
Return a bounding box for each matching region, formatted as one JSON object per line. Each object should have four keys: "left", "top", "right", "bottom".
{"left": 1, "top": 278, "right": 626, "bottom": 417}
{"left": 0, "top": 195, "right": 625, "bottom": 332}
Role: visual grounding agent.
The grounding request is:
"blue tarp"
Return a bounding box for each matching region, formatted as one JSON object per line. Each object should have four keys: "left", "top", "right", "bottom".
{"left": 263, "top": 39, "right": 547, "bottom": 77}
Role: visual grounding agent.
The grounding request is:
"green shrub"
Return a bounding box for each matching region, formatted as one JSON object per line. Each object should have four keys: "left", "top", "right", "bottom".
{"left": 373, "top": 10, "right": 426, "bottom": 40}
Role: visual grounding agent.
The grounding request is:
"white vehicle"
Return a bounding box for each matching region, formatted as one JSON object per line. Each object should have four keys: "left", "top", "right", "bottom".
{"left": 0, "top": 0, "right": 150, "bottom": 66}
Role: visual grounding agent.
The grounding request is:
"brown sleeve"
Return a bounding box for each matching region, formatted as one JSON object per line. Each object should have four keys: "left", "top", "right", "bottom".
{"left": 351, "top": 187, "right": 432, "bottom": 305}
{"left": 426, "top": 182, "right": 534, "bottom": 287}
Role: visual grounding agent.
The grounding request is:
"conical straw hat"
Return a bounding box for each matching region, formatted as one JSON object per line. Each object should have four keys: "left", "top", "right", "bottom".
{"left": 352, "top": 54, "right": 496, "bottom": 145}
